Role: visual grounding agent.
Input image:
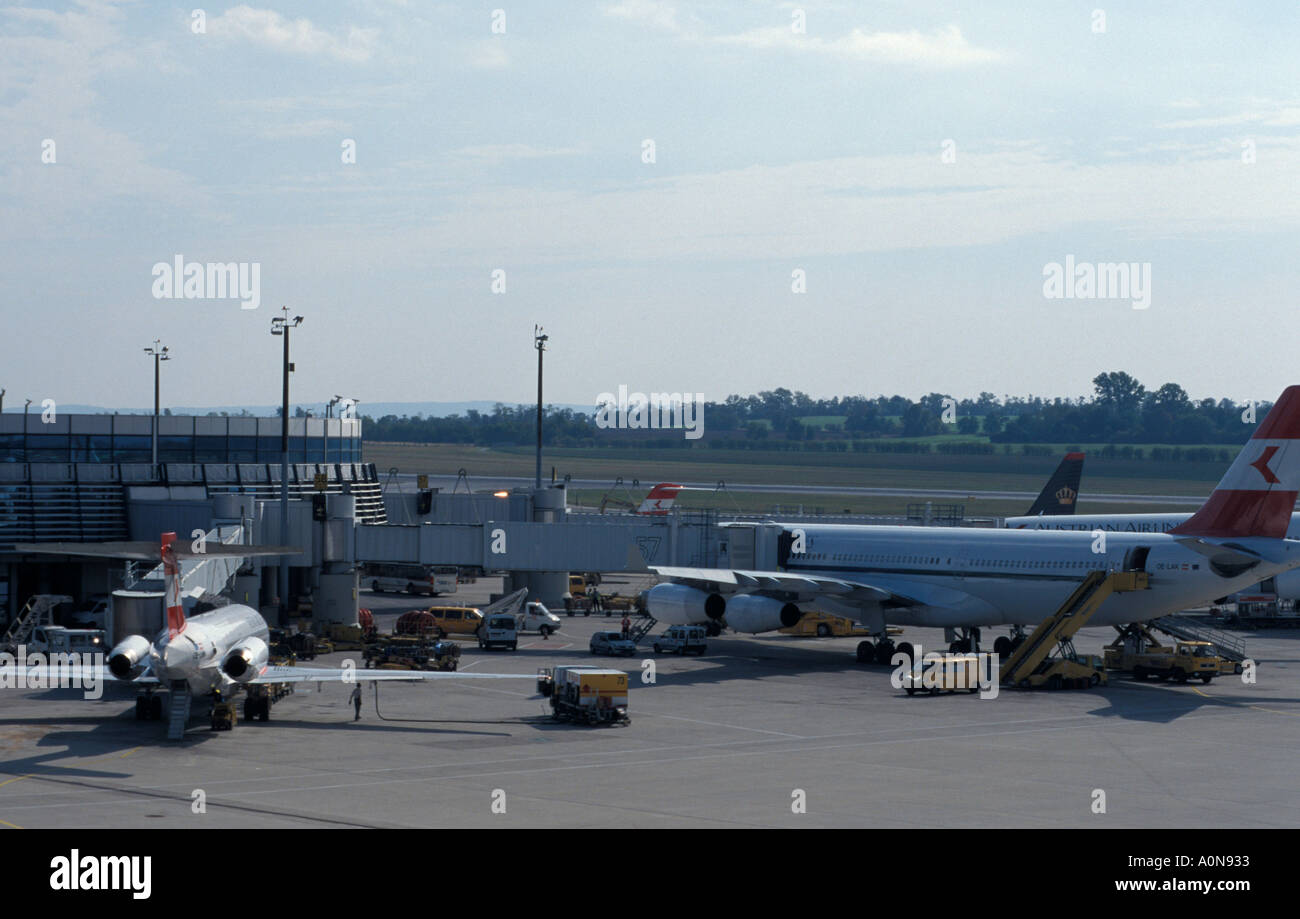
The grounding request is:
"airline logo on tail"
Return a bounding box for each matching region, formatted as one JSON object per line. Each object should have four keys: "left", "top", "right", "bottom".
{"left": 1171, "top": 387, "right": 1300, "bottom": 539}
{"left": 636, "top": 484, "right": 684, "bottom": 515}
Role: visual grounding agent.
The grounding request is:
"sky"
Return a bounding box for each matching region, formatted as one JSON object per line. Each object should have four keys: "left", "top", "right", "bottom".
{"left": 1, "top": 1, "right": 1298, "bottom": 413}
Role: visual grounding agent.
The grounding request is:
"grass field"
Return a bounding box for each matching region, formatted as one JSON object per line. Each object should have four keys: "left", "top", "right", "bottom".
{"left": 364, "top": 442, "right": 1227, "bottom": 516}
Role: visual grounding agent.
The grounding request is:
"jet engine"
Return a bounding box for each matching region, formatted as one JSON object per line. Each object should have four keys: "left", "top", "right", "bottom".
{"left": 646, "top": 583, "right": 726, "bottom": 625}
{"left": 107, "top": 635, "right": 152, "bottom": 680}
{"left": 724, "top": 594, "right": 803, "bottom": 634}
{"left": 220, "top": 636, "right": 269, "bottom": 682}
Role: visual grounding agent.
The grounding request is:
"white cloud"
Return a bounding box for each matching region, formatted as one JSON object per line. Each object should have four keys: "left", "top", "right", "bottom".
{"left": 257, "top": 118, "right": 350, "bottom": 138}
{"left": 1160, "top": 100, "right": 1300, "bottom": 129}
{"left": 714, "top": 23, "right": 1001, "bottom": 67}
{"left": 207, "top": 6, "right": 379, "bottom": 62}
{"left": 604, "top": 0, "right": 681, "bottom": 33}
{"left": 450, "top": 143, "right": 585, "bottom": 162}
{"left": 468, "top": 38, "right": 509, "bottom": 70}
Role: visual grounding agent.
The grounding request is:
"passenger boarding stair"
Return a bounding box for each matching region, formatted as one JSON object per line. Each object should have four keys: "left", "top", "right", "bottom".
{"left": 1149, "top": 614, "right": 1247, "bottom": 663}
{"left": 628, "top": 614, "right": 657, "bottom": 644}
{"left": 1000, "top": 570, "right": 1149, "bottom": 686}
{"left": 166, "top": 681, "right": 192, "bottom": 741}
{"left": 1, "top": 594, "right": 72, "bottom": 651}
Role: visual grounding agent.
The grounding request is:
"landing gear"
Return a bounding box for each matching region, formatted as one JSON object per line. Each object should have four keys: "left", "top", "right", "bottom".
{"left": 993, "top": 636, "right": 1012, "bottom": 657}
{"left": 895, "top": 641, "right": 915, "bottom": 669}
{"left": 856, "top": 640, "right": 875, "bottom": 664}
{"left": 947, "top": 627, "right": 982, "bottom": 655}
{"left": 243, "top": 695, "right": 271, "bottom": 722}
{"left": 134, "top": 692, "right": 163, "bottom": 720}
{"left": 705, "top": 621, "right": 723, "bottom": 637}
{"left": 874, "top": 639, "right": 896, "bottom": 665}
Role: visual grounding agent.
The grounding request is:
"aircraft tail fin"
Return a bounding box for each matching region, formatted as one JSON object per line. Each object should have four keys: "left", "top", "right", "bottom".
{"left": 1024, "top": 452, "right": 1085, "bottom": 516}
{"left": 1170, "top": 387, "right": 1300, "bottom": 539}
{"left": 160, "top": 532, "right": 186, "bottom": 637}
{"left": 636, "top": 484, "right": 684, "bottom": 515}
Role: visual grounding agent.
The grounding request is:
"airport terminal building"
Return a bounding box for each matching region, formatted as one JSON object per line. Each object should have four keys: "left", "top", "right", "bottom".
{"left": 0, "top": 412, "right": 378, "bottom": 620}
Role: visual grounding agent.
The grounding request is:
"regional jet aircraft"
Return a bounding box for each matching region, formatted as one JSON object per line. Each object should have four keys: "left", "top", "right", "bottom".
{"left": 11, "top": 533, "right": 531, "bottom": 731}
{"left": 647, "top": 387, "right": 1300, "bottom": 664}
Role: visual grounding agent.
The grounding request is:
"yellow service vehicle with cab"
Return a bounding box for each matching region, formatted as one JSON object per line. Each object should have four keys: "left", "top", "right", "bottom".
{"left": 537, "top": 666, "right": 630, "bottom": 725}
{"left": 1105, "top": 638, "right": 1226, "bottom": 684}
{"left": 902, "top": 654, "right": 985, "bottom": 695}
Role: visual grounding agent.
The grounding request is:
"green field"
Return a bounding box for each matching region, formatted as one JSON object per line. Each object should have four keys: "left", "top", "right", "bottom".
{"left": 364, "top": 442, "right": 1225, "bottom": 516}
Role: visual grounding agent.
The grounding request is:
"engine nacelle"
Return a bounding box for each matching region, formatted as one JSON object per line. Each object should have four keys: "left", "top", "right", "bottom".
{"left": 724, "top": 594, "right": 803, "bottom": 634}
{"left": 646, "top": 583, "right": 726, "bottom": 625}
{"left": 221, "top": 636, "right": 269, "bottom": 682}
{"left": 107, "top": 635, "right": 152, "bottom": 680}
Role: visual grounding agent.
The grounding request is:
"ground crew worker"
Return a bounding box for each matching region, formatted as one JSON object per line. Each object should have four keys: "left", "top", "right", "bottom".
{"left": 350, "top": 684, "right": 362, "bottom": 721}
{"left": 621, "top": 615, "right": 631, "bottom": 639}
{"left": 563, "top": 592, "right": 574, "bottom": 616}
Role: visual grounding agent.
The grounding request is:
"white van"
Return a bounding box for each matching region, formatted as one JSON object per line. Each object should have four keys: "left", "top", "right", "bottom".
{"left": 518, "top": 602, "right": 562, "bottom": 637}
{"left": 27, "top": 626, "right": 107, "bottom": 655}
{"left": 478, "top": 613, "right": 519, "bottom": 651}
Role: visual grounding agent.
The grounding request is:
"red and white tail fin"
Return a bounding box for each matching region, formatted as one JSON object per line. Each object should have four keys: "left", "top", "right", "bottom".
{"left": 160, "top": 532, "right": 186, "bottom": 637}
{"left": 1170, "top": 387, "right": 1300, "bottom": 539}
{"left": 636, "top": 483, "right": 684, "bottom": 515}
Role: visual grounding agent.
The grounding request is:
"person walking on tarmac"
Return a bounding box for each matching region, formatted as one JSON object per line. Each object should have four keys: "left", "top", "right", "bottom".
{"left": 590, "top": 586, "right": 604, "bottom": 616}
{"left": 350, "top": 684, "right": 362, "bottom": 721}
{"left": 621, "top": 615, "right": 631, "bottom": 640}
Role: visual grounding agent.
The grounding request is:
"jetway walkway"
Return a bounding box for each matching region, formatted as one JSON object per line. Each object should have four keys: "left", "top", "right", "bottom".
{"left": 1001, "top": 570, "right": 1150, "bottom": 686}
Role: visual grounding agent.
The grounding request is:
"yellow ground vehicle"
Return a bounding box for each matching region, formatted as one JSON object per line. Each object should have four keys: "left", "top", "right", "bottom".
{"left": 568, "top": 575, "right": 587, "bottom": 598}
{"left": 783, "top": 612, "right": 902, "bottom": 638}
{"left": 537, "top": 666, "right": 630, "bottom": 725}
{"left": 901, "top": 654, "right": 986, "bottom": 695}
{"left": 321, "top": 623, "right": 368, "bottom": 651}
{"left": 427, "top": 606, "right": 484, "bottom": 636}
{"left": 1105, "top": 638, "right": 1226, "bottom": 684}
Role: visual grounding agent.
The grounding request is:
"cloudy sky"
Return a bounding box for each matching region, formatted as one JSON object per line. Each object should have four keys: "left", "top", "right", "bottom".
{"left": 1, "top": 1, "right": 1298, "bottom": 411}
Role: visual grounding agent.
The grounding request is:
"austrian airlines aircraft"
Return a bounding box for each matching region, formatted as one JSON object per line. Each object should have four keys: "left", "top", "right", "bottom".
{"left": 17, "top": 533, "right": 531, "bottom": 720}
{"left": 647, "top": 387, "right": 1300, "bottom": 659}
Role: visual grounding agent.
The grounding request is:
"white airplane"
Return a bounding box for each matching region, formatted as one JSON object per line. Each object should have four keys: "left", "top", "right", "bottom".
{"left": 647, "top": 386, "right": 1300, "bottom": 663}
{"left": 13, "top": 532, "right": 532, "bottom": 727}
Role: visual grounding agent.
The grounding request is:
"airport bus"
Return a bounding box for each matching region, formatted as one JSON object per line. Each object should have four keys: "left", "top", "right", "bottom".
{"left": 363, "top": 563, "right": 458, "bottom": 596}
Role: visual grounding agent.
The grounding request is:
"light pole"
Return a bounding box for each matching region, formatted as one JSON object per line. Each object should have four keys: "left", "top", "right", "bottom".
{"left": 534, "top": 326, "right": 547, "bottom": 489}
{"left": 0, "top": 389, "right": 5, "bottom": 413}
{"left": 270, "top": 308, "right": 303, "bottom": 618}
{"left": 143, "top": 340, "right": 170, "bottom": 466}
{"left": 324, "top": 396, "right": 341, "bottom": 463}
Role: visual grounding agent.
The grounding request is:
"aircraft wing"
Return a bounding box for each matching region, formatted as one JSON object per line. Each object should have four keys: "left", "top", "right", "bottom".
{"left": 12, "top": 664, "right": 159, "bottom": 685}
{"left": 249, "top": 666, "right": 536, "bottom": 684}
{"left": 650, "top": 565, "right": 917, "bottom": 607}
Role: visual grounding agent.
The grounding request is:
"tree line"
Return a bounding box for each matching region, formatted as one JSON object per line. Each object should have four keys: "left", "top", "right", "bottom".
{"left": 359, "top": 372, "right": 1264, "bottom": 451}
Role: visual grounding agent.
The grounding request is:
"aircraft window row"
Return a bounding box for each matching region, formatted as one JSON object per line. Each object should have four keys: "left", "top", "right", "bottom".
{"left": 973, "top": 560, "right": 1098, "bottom": 569}
{"left": 810, "top": 554, "right": 942, "bottom": 564}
